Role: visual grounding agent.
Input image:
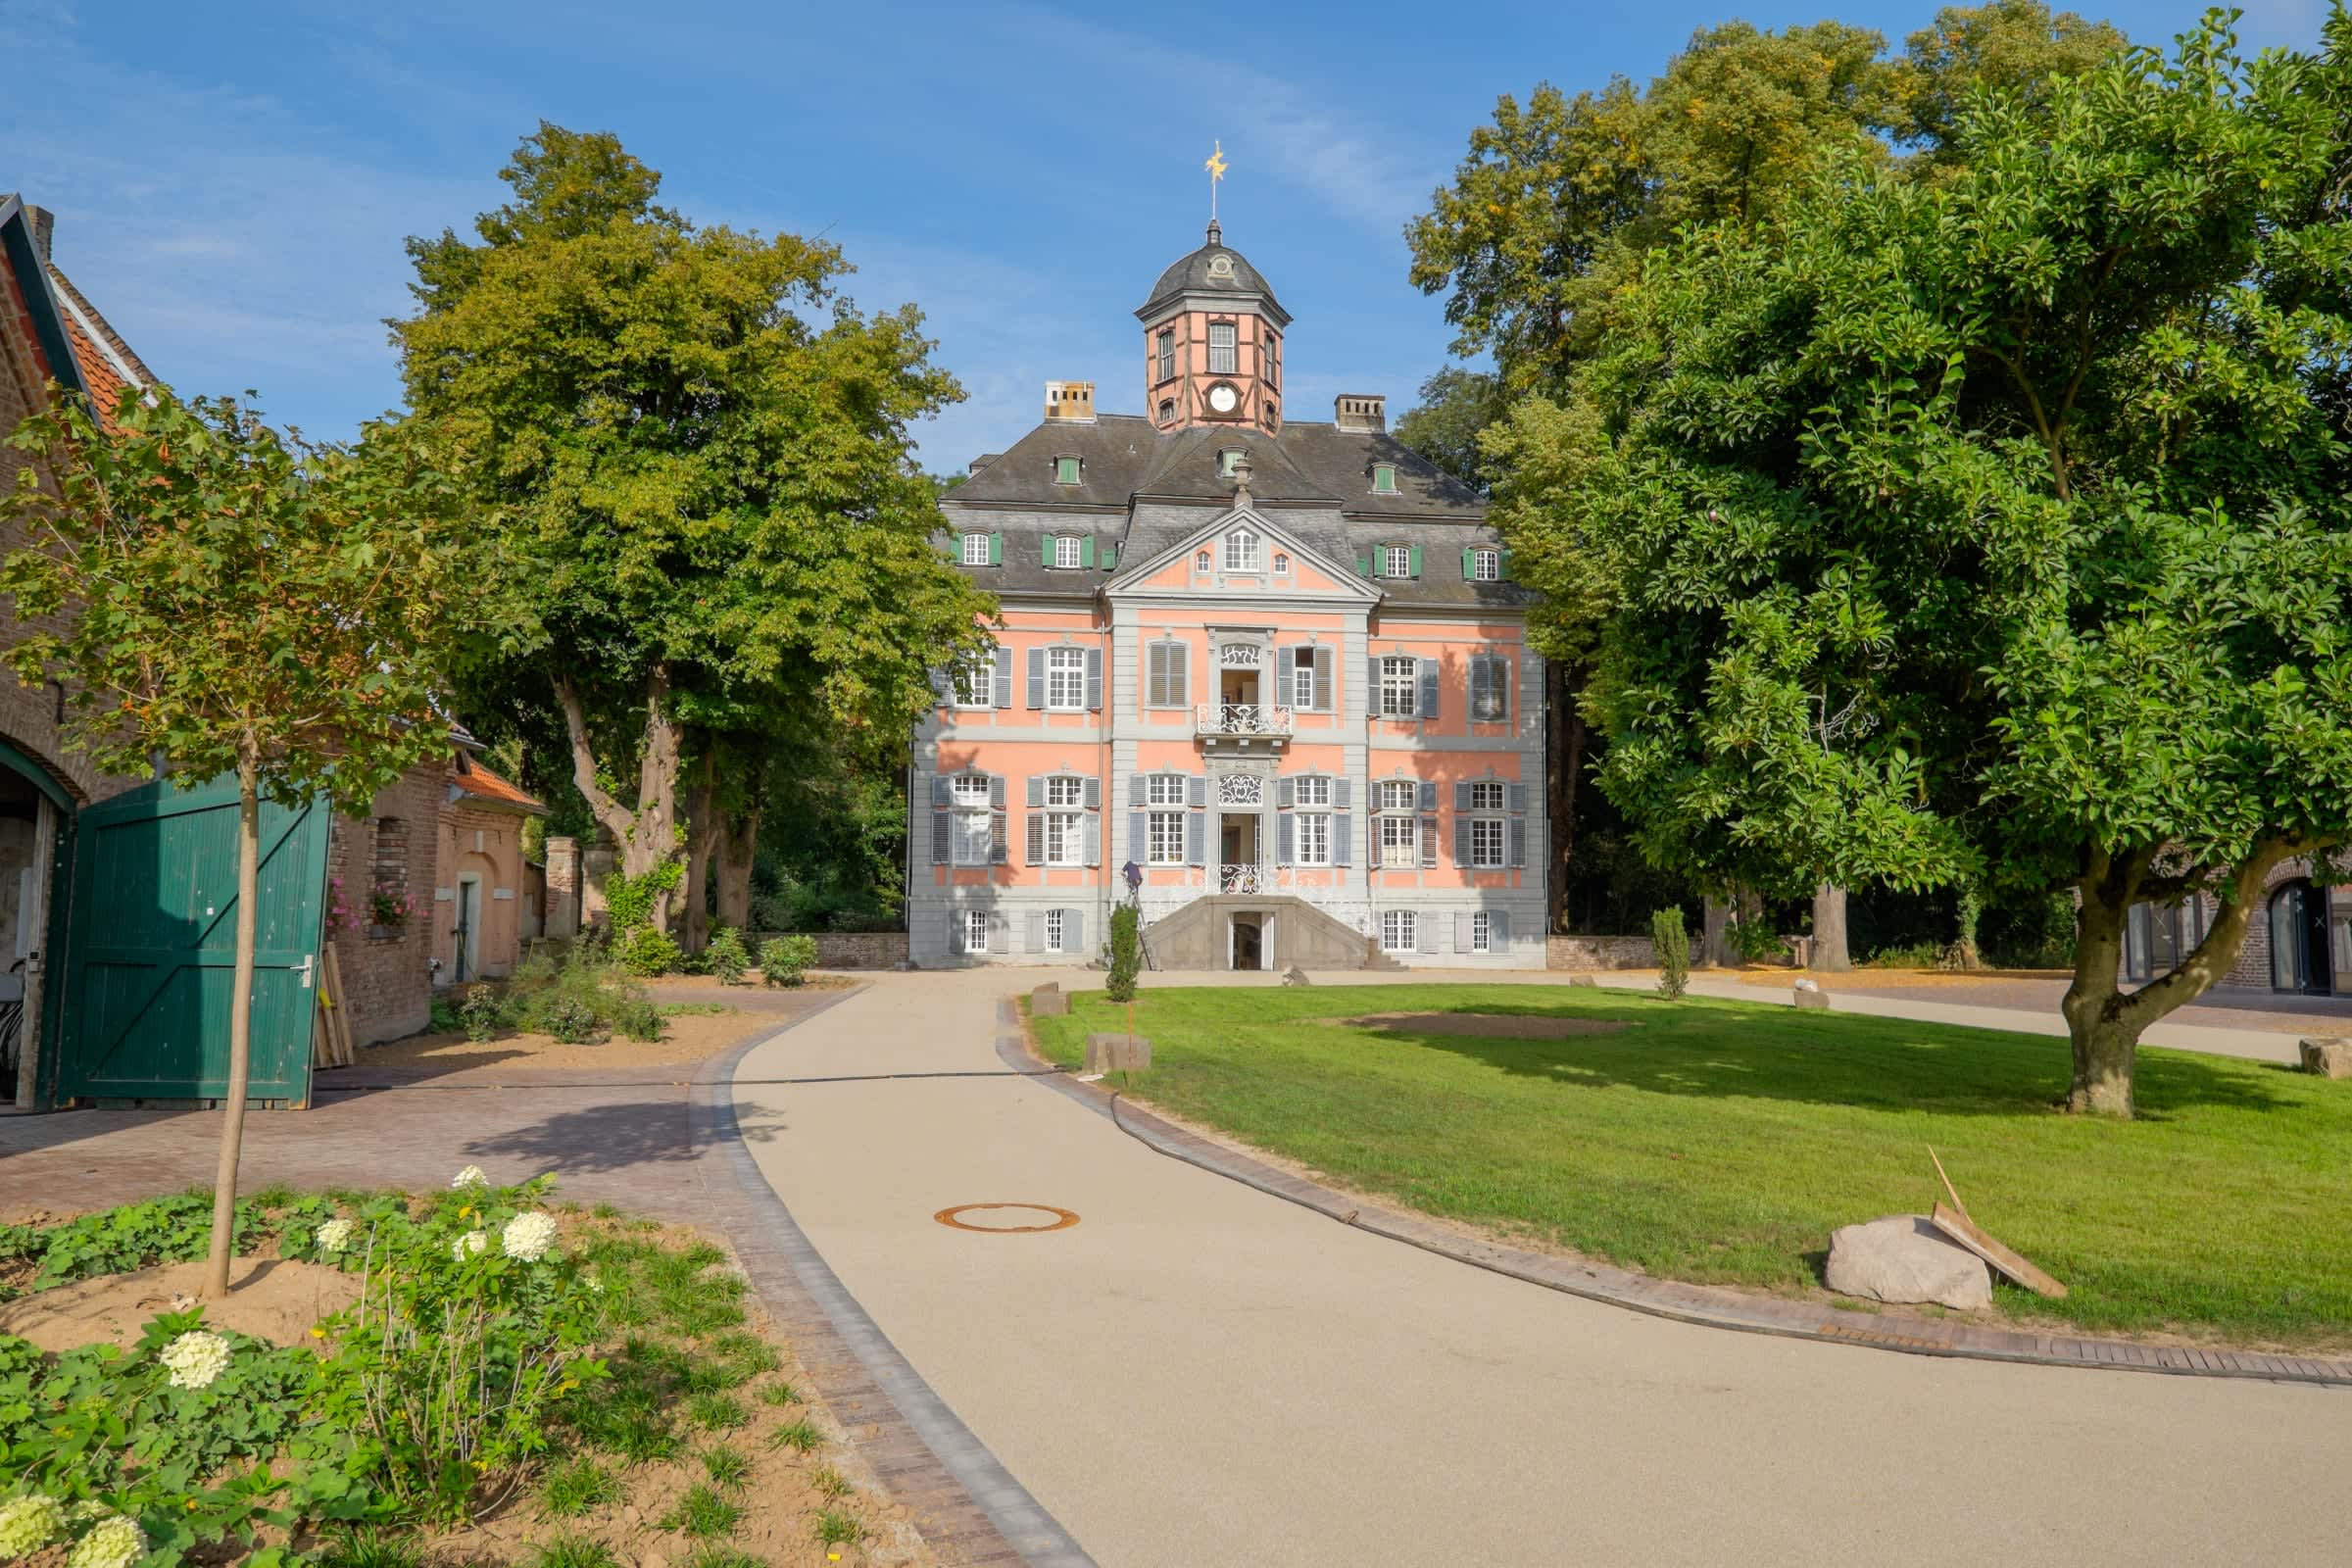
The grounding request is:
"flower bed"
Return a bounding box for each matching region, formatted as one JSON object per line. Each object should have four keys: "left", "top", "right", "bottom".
{"left": 0, "top": 1173, "right": 924, "bottom": 1566}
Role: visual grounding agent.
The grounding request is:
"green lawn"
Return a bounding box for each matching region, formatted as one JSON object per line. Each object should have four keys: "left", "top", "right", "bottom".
{"left": 1030, "top": 985, "right": 2352, "bottom": 1348}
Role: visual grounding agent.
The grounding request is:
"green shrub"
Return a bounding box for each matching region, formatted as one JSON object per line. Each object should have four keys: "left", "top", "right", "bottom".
{"left": 1104, "top": 905, "right": 1142, "bottom": 1003}
{"left": 759, "top": 934, "right": 817, "bottom": 988}
{"left": 604, "top": 862, "right": 683, "bottom": 934}
{"left": 429, "top": 998, "right": 463, "bottom": 1034}
{"left": 1651, "top": 906, "right": 1690, "bottom": 1000}
{"left": 1862, "top": 941, "right": 1944, "bottom": 968}
{"left": 504, "top": 941, "right": 663, "bottom": 1044}
{"left": 458, "top": 984, "right": 505, "bottom": 1043}
{"left": 705, "top": 926, "right": 752, "bottom": 986}
{"left": 616, "top": 924, "right": 681, "bottom": 977}
{"left": 1726, "top": 914, "right": 1783, "bottom": 963}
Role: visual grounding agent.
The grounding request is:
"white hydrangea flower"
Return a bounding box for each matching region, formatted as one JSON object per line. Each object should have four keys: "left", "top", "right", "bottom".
{"left": 453, "top": 1229, "right": 489, "bottom": 1262}
{"left": 452, "top": 1164, "right": 488, "bottom": 1189}
{"left": 66, "top": 1513, "right": 145, "bottom": 1568}
{"left": 0, "top": 1494, "right": 66, "bottom": 1555}
{"left": 315, "top": 1217, "right": 359, "bottom": 1254}
{"left": 159, "top": 1329, "right": 232, "bottom": 1390}
{"left": 501, "top": 1210, "right": 559, "bottom": 1262}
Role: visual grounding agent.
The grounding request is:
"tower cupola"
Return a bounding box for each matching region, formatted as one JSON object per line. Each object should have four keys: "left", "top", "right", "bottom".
{"left": 1136, "top": 221, "right": 1290, "bottom": 435}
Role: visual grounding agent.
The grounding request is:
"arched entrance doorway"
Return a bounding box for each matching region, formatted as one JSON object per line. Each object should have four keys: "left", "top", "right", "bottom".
{"left": 2269, "top": 879, "right": 2332, "bottom": 996}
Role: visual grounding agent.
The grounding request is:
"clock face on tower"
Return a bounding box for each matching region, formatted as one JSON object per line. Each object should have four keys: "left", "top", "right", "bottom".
{"left": 1205, "top": 381, "right": 1241, "bottom": 416}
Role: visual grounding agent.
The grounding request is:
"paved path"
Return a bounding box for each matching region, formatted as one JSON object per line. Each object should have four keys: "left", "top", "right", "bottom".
{"left": 733, "top": 970, "right": 2350, "bottom": 1567}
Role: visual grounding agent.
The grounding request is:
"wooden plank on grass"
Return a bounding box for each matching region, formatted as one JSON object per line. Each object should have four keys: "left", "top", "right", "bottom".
{"left": 1932, "top": 1201, "right": 2067, "bottom": 1298}
{"left": 322, "top": 947, "right": 356, "bottom": 1067}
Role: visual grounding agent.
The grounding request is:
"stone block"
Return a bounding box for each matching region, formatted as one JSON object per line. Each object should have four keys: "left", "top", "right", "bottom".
{"left": 1031, "top": 985, "right": 1069, "bottom": 1017}
{"left": 1283, "top": 965, "right": 1311, "bottom": 987}
{"left": 1084, "top": 1033, "right": 1152, "bottom": 1074}
{"left": 2299, "top": 1037, "right": 2352, "bottom": 1079}
{"left": 1568, "top": 974, "right": 1597, "bottom": 988}
{"left": 1793, "top": 982, "right": 1830, "bottom": 1010}
{"left": 1825, "top": 1214, "right": 1992, "bottom": 1310}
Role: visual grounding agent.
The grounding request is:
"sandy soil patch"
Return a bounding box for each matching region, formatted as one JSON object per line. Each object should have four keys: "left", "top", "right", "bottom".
{"left": 1331, "top": 1011, "right": 1630, "bottom": 1039}
{"left": 353, "top": 1005, "right": 773, "bottom": 1075}
{"left": 0, "top": 1254, "right": 359, "bottom": 1351}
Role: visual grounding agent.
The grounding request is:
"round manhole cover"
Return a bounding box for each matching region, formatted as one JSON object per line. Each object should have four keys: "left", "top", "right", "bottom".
{"left": 934, "top": 1202, "right": 1080, "bottom": 1234}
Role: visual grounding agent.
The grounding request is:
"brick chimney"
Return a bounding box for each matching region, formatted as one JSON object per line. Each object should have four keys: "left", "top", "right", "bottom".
{"left": 24, "top": 205, "right": 54, "bottom": 263}
{"left": 1334, "top": 394, "right": 1386, "bottom": 432}
{"left": 1045, "top": 380, "right": 1097, "bottom": 423}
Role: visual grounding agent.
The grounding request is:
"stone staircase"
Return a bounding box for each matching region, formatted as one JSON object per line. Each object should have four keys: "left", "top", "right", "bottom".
{"left": 1143, "top": 894, "right": 1388, "bottom": 971}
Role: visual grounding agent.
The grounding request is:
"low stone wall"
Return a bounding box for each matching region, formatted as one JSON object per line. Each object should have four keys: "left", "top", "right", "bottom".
{"left": 805, "top": 932, "right": 909, "bottom": 970}
{"left": 1545, "top": 934, "right": 1656, "bottom": 970}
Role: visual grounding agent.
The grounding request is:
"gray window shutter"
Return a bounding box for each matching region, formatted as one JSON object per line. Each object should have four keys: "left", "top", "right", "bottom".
{"left": 1278, "top": 813, "right": 1294, "bottom": 865}
{"left": 1026, "top": 810, "right": 1046, "bottom": 865}
{"left": 1496, "top": 659, "right": 1513, "bottom": 721}
{"left": 1188, "top": 774, "right": 1206, "bottom": 808}
{"left": 1453, "top": 781, "right": 1472, "bottom": 811}
{"left": 1129, "top": 772, "right": 1149, "bottom": 807}
{"left": 1456, "top": 911, "right": 1473, "bottom": 952}
{"left": 1067, "top": 909, "right": 1086, "bottom": 954}
{"left": 1276, "top": 644, "right": 1298, "bottom": 706}
{"left": 1332, "top": 812, "right": 1352, "bottom": 866}
{"left": 1084, "top": 813, "right": 1101, "bottom": 866}
{"left": 991, "top": 808, "right": 1008, "bottom": 864}
{"left": 990, "top": 775, "right": 1006, "bottom": 809}
{"left": 1365, "top": 657, "right": 1380, "bottom": 712}
{"left": 931, "top": 775, "right": 952, "bottom": 808}
{"left": 1418, "top": 659, "right": 1440, "bottom": 719}
{"left": 1510, "top": 816, "right": 1528, "bottom": 868}
{"left": 1147, "top": 643, "right": 1166, "bottom": 709}
{"left": 1508, "top": 782, "right": 1529, "bottom": 812}
{"left": 1333, "top": 778, "right": 1351, "bottom": 809}
{"left": 988, "top": 913, "right": 1007, "bottom": 953}
{"left": 1186, "top": 809, "right": 1205, "bottom": 866}
{"left": 1277, "top": 777, "right": 1296, "bottom": 808}
{"left": 1027, "top": 647, "right": 1047, "bottom": 709}
{"left": 1419, "top": 779, "right": 1439, "bottom": 811}
{"left": 1454, "top": 814, "right": 1471, "bottom": 867}
{"left": 1171, "top": 642, "right": 1188, "bottom": 708}
{"left": 1493, "top": 911, "right": 1511, "bottom": 950}
{"left": 1312, "top": 646, "right": 1333, "bottom": 712}
{"left": 994, "top": 646, "right": 1013, "bottom": 708}
{"left": 1129, "top": 810, "right": 1147, "bottom": 864}
{"left": 1027, "top": 776, "right": 1046, "bottom": 808}
{"left": 1085, "top": 648, "right": 1103, "bottom": 710}
{"left": 931, "top": 809, "right": 951, "bottom": 865}
{"left": 1468, "top": 659, "right": 1490, "bottom": 719}
{"left": 1419, "top": 815, "right": 1438, "bottom": 868}
{"left": 930, "top": 665, "right": 954, "bottom": 703}
{"left": 1084, "top": 776, "right": 1101, "bottom": 810}
{"left": 1026, "top": 910, "right": 1045, "bottom": 953}
{"left": 946, "top": 911, "right": 964, "bottom": 956}
{"left": 1417, "top": 911, "right": 1440, "bottom": 955}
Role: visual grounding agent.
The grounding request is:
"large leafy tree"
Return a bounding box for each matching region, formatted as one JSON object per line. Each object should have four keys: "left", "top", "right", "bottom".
{"left": 391, "top": 125, "right": 992, "bottom": 927}
{"left": 0, "top": 392, "right": 510, "bottom": 1291}
{"left": 1533, "top": 10, "right": 2352, "bottom": 1115}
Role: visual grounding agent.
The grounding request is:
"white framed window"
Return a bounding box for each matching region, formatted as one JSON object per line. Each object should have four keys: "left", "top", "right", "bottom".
{"left": 1155, "top": 328, "right": 1175, "bottom": 383}
{"left": 1046, "top": 775, "right": 1085, "bottom": 808}
{"left": 1383, "top": 544, "right": 1412, "bottom": 577}
{"left": 1052, "top": 535, "right": 1084, "bottom": 569}
{"left": 1469, "top": 817, "right": 1506, "bottom": 869}
{"left": 1292, "top": 648, "right": 1316, "bottom": 710}
{"left": 962, "top": 908, "right": 990, "bottom": 954}
{"left": 960, "top": 532, "right": 990, "bottom": 566}
{"left": 1054, "top": 457, "right": 1081, "bottom": 485}
{"left": 1160, "top": 399, "right": 1178, "bottom": 421}
{"left": 1040, "top": 774, "right": 1086, "bottom": 867}
{"left": 1381, "top": 909, "right": 1416, "bottom": 953}
{"left": 1372, "top": 464, "right": 1398, "bottom": 494}
{"left": 1208, "top": 321, "right": 1238, "bottom": 373}
{"left": 1379, "top": 779, "right": 1417, "bottom": 811}
{"left": 1273, "top": 552, "right": 1289, "bottom": 574}
{"left": 1045, "top": 646, "right": 1087, "bottom": 710}
{"left": 1295, "top": 811, "right": 1331, "bottom": 866}
{"left": 1469, "top": 780, "right": 1506, "bottom": 811}
{"left": 951, "top": 774, "right": 992, "bottom": 807}
{"left": 952, "top": 650, "right": 996, "bottom": 709}
{"left": 1046, "top": 908, "right": 1066, "bottom": 953}
{"left": 1470, "top": 548, "right": 1499, "bottom": 581}
{"left": 1148, "top": 810, "right": 1186, "bottom": 864}
{"left": 950, "top": 774, "right": 994, "bottom": 866}
{"left": 1470, "top": 658, "right": 1510, "bottom": 722}
{"left": 1295, "top": 775, "right": 1332, "bottom": 808}
{"left": 1470, "top": 910, "right": 1493, "bottom": 954}
{"left": 1224, "top": 529, "right": 1260, "bottom": 571}
{"left": 1380, "top": 813, "right": 1417, "bottom": 868}
{"left": 1147, "top": 773, "right": 1189, "bottom": 807}
{"left": 1380, "top": 657, "right": 1418, "bottom": 718}
{"left": 1196, "top": 549, "right": 1212, "bottom": 571}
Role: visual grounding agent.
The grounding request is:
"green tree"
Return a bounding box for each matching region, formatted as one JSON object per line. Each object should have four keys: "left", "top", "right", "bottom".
{"left": 1536, "top": 11, "right": 2352, "bottom": 1115}
{"left": 391, "top": 124, "right": 993, "bottom": 928}
{"left": 0, "top": 391, "right": 509, "bottom": 1292}
{"left": 1394, "top": 368, "right": 1510, "bottom": 491}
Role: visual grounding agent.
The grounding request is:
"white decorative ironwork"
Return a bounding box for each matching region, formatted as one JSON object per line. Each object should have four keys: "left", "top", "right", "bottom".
{"left": 1220, "top": 863, "right": 1264, "bottom": 894}
{"left": 1218, "top": 643, "right": 1263, "bottom": 668}
{"left": 1217, "top": 774, "right": 1263, "bottom": 807}
{"left": 1195, "top": 703, "right": 1296, "bottom": 736}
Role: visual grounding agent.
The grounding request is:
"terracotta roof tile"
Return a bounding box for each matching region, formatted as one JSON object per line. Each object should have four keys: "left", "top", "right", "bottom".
{"left": 452, "top": 755, "right": 545, "bottom": 813}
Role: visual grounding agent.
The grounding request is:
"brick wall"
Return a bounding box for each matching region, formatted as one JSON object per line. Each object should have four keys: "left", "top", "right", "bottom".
{"left": 807, "top": 932, "right": 909, "bottom": 970}
{"left": 1545, "top": 934, "right": 1655, "bottom": 970}
{"left": 325, "top": 760, "right": 447, "bottom": 1046}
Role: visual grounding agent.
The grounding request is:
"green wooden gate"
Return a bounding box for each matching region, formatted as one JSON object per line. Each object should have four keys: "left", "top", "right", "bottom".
{"left": 58, "top": 774, "right": 328, "bottom": 1103}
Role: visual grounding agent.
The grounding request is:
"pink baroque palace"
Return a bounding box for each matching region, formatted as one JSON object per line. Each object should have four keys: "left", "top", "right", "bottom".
{"left": 911, "top": 220, "right": 1545, "bottom": 971}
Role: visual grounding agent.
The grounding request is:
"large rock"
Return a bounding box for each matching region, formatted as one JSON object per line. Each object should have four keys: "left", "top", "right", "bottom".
{"left": 1825, "top": 1215, "right": 1993, "bottom": 1310}
{"left": 2299, "top": 1037, "right": 2352, "bottom": 1079}
{"left": 1031, "top": 984, "right": 1069, "bottom": 1017}
{"left": 1084, "top": 1033, "right": 1152, "bottom": 1073}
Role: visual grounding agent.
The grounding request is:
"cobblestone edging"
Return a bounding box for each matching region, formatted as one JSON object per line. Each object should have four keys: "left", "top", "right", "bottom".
{"left": 692, "top": 997, "right": 1098, "bottom": 1568}
{"left": 997, "top": 999, "right": 2352, "bottom": 1391}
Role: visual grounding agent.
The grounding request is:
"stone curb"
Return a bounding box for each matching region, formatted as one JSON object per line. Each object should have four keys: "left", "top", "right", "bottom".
{"left": 691, "top": 988, "right": 1098, "bottom": 1568}
{"left": 997, "top": 999, "right": 2352, "bottom": 1391}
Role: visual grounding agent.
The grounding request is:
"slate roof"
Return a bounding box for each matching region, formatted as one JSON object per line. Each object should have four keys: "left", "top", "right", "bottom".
{"left": 1137, "top": 220, "right": 1287, "bottom": 323}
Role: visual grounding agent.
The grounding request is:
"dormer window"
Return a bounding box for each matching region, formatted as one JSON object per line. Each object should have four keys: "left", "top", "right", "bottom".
{"left": 1207, "top": 321, "right": 1238, "bottom": 374}
{"left": 1383, "top": 544, "right": 1413, "bottom": 578}
{"left": 1469, "top": 548, "right": 1499, "bottom": 582}
{"left": 1224, "top": 529, "right": 1261, "bottom": 572}
{"left": 960, "top": 532, "right": 992, "bottom": 566}
{"left": 1053, "top": 535, "right": 1084, "bottom": 569}
{"left": 1371, "top": 463, "right": 1398, "bottom": 494}
{"left": 1054, "top": 456, "right": 1082, "bottom": 485}
{"left": 1218, "top": 448, "right": 1248, "bottom": 478}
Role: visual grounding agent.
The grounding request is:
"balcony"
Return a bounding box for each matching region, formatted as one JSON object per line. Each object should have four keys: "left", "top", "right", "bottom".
{"left": 1218, "top": 864, "right": 1296, "bottom": 895}
{"left": 1195, "top": 703, "right": 1295, "bottom": 748}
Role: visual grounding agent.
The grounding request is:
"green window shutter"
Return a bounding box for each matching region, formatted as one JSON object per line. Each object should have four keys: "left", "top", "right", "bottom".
{"left": 1357, "top": 551, "right": 1374, "bottom": 577}
{"left": 1080, "top": 535, "right": 1097, "bottom": 569}
{"left": 989, "top": 531, "right": 1003, "bottom": 565}
{"left": 1461, "top": 547, "right": 1474, "bottom": 579}
{"left": 1408, "top": 545, "right": 1422, "bottom": 579}
{"left": 1043, "top": 535, "right": 1057, "bottom": 565}
{"left": 1497, "top": 548, "right": 1511, "bottom": 580}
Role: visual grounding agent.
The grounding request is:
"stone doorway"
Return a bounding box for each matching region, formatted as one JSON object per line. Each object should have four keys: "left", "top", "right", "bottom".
{"left": 1230, "top": 912, "right": 1264, "bottom": 972}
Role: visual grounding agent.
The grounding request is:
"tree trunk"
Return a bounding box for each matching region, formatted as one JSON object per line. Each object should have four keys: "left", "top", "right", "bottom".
{"left": 681, "top": 753, "right": 715, "bottom": 954}
{"left": 203, "top": 755, "right": 262, "bottom": 1299}
{"left": 716, "top": 807, "right": 760, "bottom": 933}
{"left": 555, "top": 665, "right": 685, "bottom": 928}
{"left": 1812, "top": 883, "right": 1851, "bottom": 971}
{"left": 1700, "top": 896, "right": 1729, "bottom": 969}
{"left": 1547, "top": 662, "right": 1585, "bottom": 934}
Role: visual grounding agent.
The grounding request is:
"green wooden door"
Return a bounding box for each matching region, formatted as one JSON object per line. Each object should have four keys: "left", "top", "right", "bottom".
{"left": 58, "top": 774, "right": 328, "bottom": 1102}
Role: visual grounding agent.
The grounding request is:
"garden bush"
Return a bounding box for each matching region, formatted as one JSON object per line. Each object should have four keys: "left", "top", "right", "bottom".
{"left": 758, "top": 935, "right": 816, "bottom": 988}
{"left": 498, "top": 942, "right": 664, "bottom": 1044}
{"left": 457, "top": 984, "right": 503, "bottom": 1043}
{"left": 1651, "top": 906, "right": 1690, "bottom": 1000}
{"left": 1105, "top": 906, "right": 1141, "bottom": 1003}
{"left": 614, "top": 924, "right": 680, "bottom": 978}
{"left": 1861, "top": 941, "right": 1944, "bottom": 968}
{"left": 704, "top": 927, "right": 751, "bottom": 986}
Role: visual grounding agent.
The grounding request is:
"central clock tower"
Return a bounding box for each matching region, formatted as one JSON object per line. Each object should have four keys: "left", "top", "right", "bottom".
{"left": 1136, "top": 220, "right": 1290, "bottom": 435}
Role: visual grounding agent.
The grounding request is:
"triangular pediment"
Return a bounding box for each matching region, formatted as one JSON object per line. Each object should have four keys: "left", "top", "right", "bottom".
{"left": 1105, "top": 505, "right": 1380, "bottom": 603}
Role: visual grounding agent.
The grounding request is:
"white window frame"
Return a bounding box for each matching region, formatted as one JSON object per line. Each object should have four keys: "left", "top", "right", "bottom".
{"left": 1468, "top": 780, "right": 1507, "bottom": 811}
{"left": 962, "top": 908, "right": 990, "bottom": 954}
{"left": 1295, "top": 811, "right": 1331, "bottom": 866}
{"left": 1224, "top": 529, "right": 1260, "bottom": 571}
{"left": 950, "top": 774, "right": 992, "bottom": 807}
{"left": 1196, "top": 550, "right": 1212, "bottom": 571}
{"left": 1470, "top": 910, "right": 1493, "bottom": 954}
{"left": 1046, "top": 775, "right": 1085, "bottom": 808}
{"left": 1470, "top": 548, "right": 1499, "bottom": 582}
{"left": 1381, "top": 909, "right": 1416, "bottom": 953}
{"left": 1380, "top": 813, "right": 1417, "bottom": 869}
{"left": 1207, "top": 320, "right": 1238, "bottom": 374}
{"left": 1052, "top": 535, "right": 1084, "bottom": 569}
{"left": 961, "top": 532, "right": 990, "bottom": 566}
{"left": 1291, "top": 649, "right": 1316, "bottom": 710}
{"left": 1383, "top": 544, "right": 1412, "bottom": 577}
{"left": 1471, "top": 661, "right": 1508, "bottom": 722}
{"left": 1295, "top": 775, "right": 1332, "bottom": 808}
{"left": 1046, "top": 908, "right": 1066, "bottom": 953}
{"left": 1155, "top": 328, "right": 1176, "bottom": 383}
{"left": 1380, "top": 657, "right": 1418, "bottom": 719}
{"left": 1469, "top": 816, "right": 1506, "bottom": 870}
{"left": 1372, "top": 464, "right": 1398, "bottom": 494}
{"left": 1045, "top": 646, "right": 1087, "bottom": 710}
{"left": 1147, "top": 774, "right": 1190, "bottom": 807}
{"left": 1273, "top": 552, "right": 1289, "bottom": 574}
{"left": 1148, "top": 811, "right": 1186, "bottom": 864}
{"left": 951, "top": 649, "right": 995, "bottom": 710}
{"left": 1041, "top": 774, "right": 1086, "bottom": 868}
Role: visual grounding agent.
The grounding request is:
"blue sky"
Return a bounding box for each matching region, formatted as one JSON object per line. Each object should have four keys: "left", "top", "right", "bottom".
{"left": 3, "top": 0, "right": 2330, "bottom": 470}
